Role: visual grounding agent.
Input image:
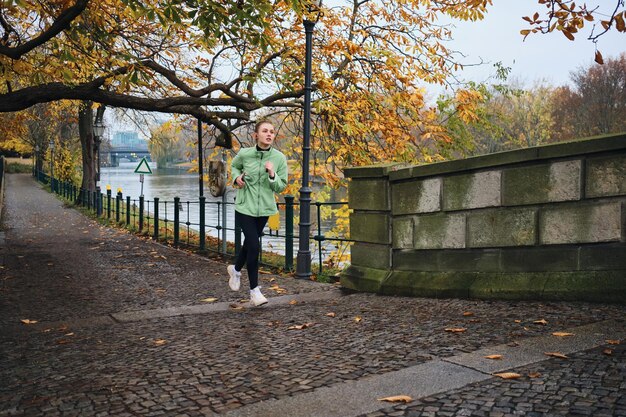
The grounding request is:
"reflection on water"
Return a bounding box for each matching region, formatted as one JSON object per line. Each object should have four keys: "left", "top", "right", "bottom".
{"left": 100, "top": 162, "right": 347, "bottom": 264}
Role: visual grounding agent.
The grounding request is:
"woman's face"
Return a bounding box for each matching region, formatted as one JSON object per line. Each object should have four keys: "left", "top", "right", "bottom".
{"left": 254, "top": 123, "right": 275, "bottom": 149}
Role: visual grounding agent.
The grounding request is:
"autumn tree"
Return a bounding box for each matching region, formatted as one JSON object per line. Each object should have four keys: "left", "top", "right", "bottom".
{"left": 1, "top": 0, "right": 623, "bottom": 197}
{"left": 550, "top": 53, "right": 626, "bottom": 141}
{"left": 439, "top": 78, "right": 556, "bottom": 156}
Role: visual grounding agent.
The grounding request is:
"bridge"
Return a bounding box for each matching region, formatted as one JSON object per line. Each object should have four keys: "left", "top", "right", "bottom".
{"left": 101, "top": 146, "right": 151, "bottom": 167}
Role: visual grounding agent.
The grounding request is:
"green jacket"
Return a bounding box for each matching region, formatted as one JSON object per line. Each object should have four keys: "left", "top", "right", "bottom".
{"left": 231, "top": 146, "right": 288, "bottom": 217}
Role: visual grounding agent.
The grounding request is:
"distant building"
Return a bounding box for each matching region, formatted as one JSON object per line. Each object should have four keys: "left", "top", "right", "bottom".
{"left": 111, "top": 131, "right": 148, "bottom": 150}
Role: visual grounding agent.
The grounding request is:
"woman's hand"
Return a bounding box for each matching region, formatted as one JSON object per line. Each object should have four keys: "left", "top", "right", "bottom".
{"left": 235, "top": 173, "right": 246, "bottom": 187}
{"left": 264, "top": 161, "right": 275, "bottom": 178}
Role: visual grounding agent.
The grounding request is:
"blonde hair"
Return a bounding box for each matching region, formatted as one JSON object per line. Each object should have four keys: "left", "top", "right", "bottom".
{"left": 254, "top": 120, "right": 274, "bottom": 133}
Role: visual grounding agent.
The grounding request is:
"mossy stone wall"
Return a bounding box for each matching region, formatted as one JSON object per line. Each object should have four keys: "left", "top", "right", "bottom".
{"left": 341, "top": 133, "right": 626, "bottom": 303}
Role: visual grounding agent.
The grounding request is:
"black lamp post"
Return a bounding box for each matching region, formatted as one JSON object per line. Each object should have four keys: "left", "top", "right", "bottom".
{"left": 296, "top": 0, "right": 322, "bottom": 279}
{"left": 93, "top": 120, "right": 105, "bottom": 215}
{"left": 49, "top": 140, "right": 55, "bottom": 192}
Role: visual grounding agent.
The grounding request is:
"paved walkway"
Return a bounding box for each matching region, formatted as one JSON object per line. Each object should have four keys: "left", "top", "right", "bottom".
{"left": 0, "top": 173, "right": 624, "bottom": 417}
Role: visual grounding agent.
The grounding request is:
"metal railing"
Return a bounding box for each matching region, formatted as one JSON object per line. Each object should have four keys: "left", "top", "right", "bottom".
{"left": 34, "top": 169, "right": 352, "bottom": 277}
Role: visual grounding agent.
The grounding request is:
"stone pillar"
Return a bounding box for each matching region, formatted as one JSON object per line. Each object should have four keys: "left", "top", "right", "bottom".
{"left": 340, "top": 163, "right": 401, "bottom": 292}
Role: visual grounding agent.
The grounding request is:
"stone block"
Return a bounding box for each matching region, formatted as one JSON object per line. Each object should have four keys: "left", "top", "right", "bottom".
{"left": 340, "top": 265, "right": 390, "bottom": 293}
{"left": 392, "top": 248, "right": 500, "bottom": 272}
{"left": 541, "top": 271, "right": 626, "bottom": 303}
{"left": 350, "top": 242, "right": 391, "bottom": 270}
{"left": 391, "top": 178, "right": 441, "bottom": 215}
{"left": 499, "top": 246, "right": 579, "bottom": 272}
{"left": 381, "top": 271, "right": 476, "bottom": 298}
{"left": 350, "top": 212, "right": 390, "bottom": 244}
{"left": 540, "top": 202, "right": 622, "bottom": 244}
{"left": 579, "top": 243, "right": 626, "bottom": 271}
{"left": 467, "top": 208, "right": 537, "bottom": 247}
{"left": 393, "top": 249, "right": 439, "bottom": 271}
{"left": 436, "top": 249, "right": 501, "bottom": 272}
{"left": 348, "top": 178, "right": 389, "bottom": 211}
{"left": 469, "top": 273, "right": 548, "bottom": 300}
{"left": 413, "top": 213, "right": 465, "bottom": 249}
{"left": 502, "top": 160, "right": 581, "bottom": 206}
{"left": 392, "top": 217, "right": 413, "bottom": 249}
{"left": 586, "top": 154, "right": 626, "bottom": 198}
{"left": 443, "top": 170, "right": 501, "bottom": 211}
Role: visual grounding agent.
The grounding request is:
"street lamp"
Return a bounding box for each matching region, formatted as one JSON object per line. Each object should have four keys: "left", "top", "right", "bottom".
{"left": 33, "top": 144, "right": 39, "bottom": 178}
{"left": 93, "top": 120, "right": 105, "bottom": 215}
{"left": 296, "top": 0, "right": 322, "bottom": 279}
{"left": 49, "top": 140, "right": 55, "bottom": 192}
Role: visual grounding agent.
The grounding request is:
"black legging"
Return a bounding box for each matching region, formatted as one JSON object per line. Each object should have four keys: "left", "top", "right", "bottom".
{"left": 234, "top": 211, "right": 268, "bottom": 290}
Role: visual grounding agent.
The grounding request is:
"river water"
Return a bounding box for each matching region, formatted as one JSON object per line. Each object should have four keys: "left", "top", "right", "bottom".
{"left": 100, "top": 162, "right": 346, "bottom": 265}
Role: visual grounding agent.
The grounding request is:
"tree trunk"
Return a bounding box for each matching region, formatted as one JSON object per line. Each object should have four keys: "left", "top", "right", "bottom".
{"left": 78, "top": 103, "right": 96, "bottom": 194}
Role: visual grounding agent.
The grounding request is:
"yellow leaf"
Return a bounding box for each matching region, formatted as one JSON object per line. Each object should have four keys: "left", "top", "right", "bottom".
{"left": 378, "top": 395, "right": 413, "bottom": 403}
{"left": 288, "top": 322, "right": 314, "bottom": 330}
{"left": 200, "top": 297, "right": 218, "bottom": 303}
{"left": 552, "top": 332, "right": 575, "bottom": 337}
{"left": 445, "top": 328, "right": 466, "bottom": 333}
{"left": 154, "top": 339, "right": 167, "bottom": 346}
{"left": 544, "top": 352, "right": 568, "bottom": 359}
{"left": 462, "top": 311, "right": 474, "bottom": 317}
{"left": 603, "top": 349, "right": 613, "bottom": 356}
{"left": 606, "top": 339, "right": 621, "bottom": 345}
{"left": 21, "top": 319, "right": 38, "bottom": 325}
{"left": 533, "top": 319, "right": 548, "bottom": 325}
{"left": 326, "top": 312, "right": 336, "bottom": 317}
{"left": 485, "top": 354, "right": 503, "bottom": 360}
{"left": 289, "top": 300, "right": 298, "bottom": 305}
{"left": 493, "top": 372, "right": 521, "bottom": 379}
{"left": 354, "top": 316, "right": 362, "bottom": 323}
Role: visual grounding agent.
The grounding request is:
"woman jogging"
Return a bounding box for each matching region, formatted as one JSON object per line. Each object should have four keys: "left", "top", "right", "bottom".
{"left": 227, "top": 121, "right": 288, "bottom": 306}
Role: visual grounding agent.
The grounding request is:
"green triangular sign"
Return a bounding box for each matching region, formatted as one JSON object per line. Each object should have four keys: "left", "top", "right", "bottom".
{"left": 134, "top": 157, "right": 152, "bottom": 174}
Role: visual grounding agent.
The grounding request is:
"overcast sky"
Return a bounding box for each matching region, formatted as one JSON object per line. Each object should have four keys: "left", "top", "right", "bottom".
{"left": 443, "top": 1, "right": 625, "bottom": 89}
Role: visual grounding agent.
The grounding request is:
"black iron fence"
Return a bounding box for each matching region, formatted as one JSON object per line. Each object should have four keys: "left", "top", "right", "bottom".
{"left": 33, "top": 169, "right": 352, "bottom": 277}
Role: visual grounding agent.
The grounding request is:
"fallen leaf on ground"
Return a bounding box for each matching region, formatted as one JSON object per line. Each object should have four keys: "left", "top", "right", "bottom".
{"left": 462, "top": 311, "right": 474, "bottom": 316}
{"left": 229, "top": 303, "right": 245, "bottom": 310}
{"left": 154, "top": 339, "right": 167, "bottom": 346}
{"left": 354, "top": 316, "right": 362, "bottom": 323}
{"left": 326, "top": 312, "right": 336, "bottom": 318}
{"left": 603, "top": 349, "right": 613, "bottom": 356}
{"left": 289, "top": 300, "right": 298, "bottom": 305}
{"left": 544, "top": 352, "right": 568, "bottom": 359}
{"left": 493, "top": 372, "right": 522, "bottom": 379}
{"left": 21, "top": 319, "right": 38, "bottom": 325}
{"left": 378, "top": 395, "right": 413, "bottom": 403}
{"left": 514, "top": 320, "right": 522, "bottom": 323}
{"left": 269, "top": 284, "right": 287, "bottom": 294}
{"left": 485, "top": 355, "right": 503, "bottom": 360}
{"left": 552, "top": 332, "right": 575, "bottom": 337}
{"left": 200, "top": 297, "right": 218, "bottom": 303}
{"left": 288, "top": 322, "right": 314, "bottom": 330}
{"left": 528, "top": 372, "right": 541, "bottom": 378}
{"left": 64, "top": 332, "right": 75, "bottom": 336}
{"left": 606, "top": 339, "right": 620, "bottom": 345}
{"left": 445, "top": 328, "right": 466, "bottom": 333}
{"left": 533, "top": 319, "right": 548, "bottom": 325}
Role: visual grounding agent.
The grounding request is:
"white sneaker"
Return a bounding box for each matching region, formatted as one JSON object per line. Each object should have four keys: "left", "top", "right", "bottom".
{"left": 227, "top": 265, "right": 241, "bottom": 291}
{"left": 250, "top": 286, "right": 268, "bottom": 306}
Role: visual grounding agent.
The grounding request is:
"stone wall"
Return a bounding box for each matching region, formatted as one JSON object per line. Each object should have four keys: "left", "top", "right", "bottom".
{"left": 341, "top": 133, "right": 626, "bottom": 303}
